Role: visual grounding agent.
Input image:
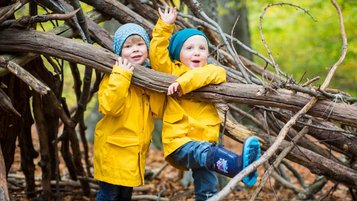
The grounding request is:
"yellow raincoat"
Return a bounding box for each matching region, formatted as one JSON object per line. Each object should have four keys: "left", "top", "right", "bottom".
{"left": 150, "top": 19, "right": 227, "bottom": 158}
{"left": 94, "top": 66, "right": 164, "bottom": 187}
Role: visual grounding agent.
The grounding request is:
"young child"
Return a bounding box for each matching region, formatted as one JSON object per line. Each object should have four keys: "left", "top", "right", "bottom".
{"left": 93, "top": 23, "right": 165, "bottom": 201}
{"left": 150, "top": 7, "right": 261, "bottom": 200}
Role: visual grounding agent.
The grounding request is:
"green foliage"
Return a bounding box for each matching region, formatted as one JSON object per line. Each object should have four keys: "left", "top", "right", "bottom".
{"left": 218, "top": 0, "right": 245, "bottom": 16}
{"left": 247, "top": 0, "right": 356, "bottom": 96}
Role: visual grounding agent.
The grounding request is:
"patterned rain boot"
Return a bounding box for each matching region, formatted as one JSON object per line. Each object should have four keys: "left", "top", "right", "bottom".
{"left": 206, "top": 136, "right": 261, "bottom": 187}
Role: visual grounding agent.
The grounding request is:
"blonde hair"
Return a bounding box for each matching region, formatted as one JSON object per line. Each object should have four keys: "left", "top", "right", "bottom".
{"left": 124, "top": 35, "right": 146, "bottom": 45}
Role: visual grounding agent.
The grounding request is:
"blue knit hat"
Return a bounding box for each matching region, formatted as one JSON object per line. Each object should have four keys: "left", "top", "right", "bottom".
{"left": 113, "top": 23, "right": 150, "bottom": 56}
{"left": 168, "top": 28, "right": 208, "bottom": 61}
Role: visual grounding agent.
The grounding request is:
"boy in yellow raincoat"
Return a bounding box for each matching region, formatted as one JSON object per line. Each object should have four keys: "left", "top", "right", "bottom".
{"left": 150, "top": 7, "right": 261, "bottom": 200}
{"left": 94, "top": 23, "right": 165, "bottom": 201}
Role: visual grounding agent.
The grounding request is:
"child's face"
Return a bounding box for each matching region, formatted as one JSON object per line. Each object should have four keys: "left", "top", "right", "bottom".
{"left": 179, "top": 35, "right": 209, "bottom": 69}
{"left": 121, "top": 35, "right": 148, "bottom": 65}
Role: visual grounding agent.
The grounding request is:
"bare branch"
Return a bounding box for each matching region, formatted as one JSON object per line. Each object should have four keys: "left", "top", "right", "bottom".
{"left": 259, "top": 3, "right": 316, "bottom": 81}
{"left": 0, "top": 0, "right": 27, "bottom": 25}
{"left": 209, "top": 1, "right": 348, "bottom": 199}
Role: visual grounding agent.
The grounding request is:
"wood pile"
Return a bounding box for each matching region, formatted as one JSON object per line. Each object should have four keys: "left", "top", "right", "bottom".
{"left": 0, "top": 0, "right": 356, "bottom": 200}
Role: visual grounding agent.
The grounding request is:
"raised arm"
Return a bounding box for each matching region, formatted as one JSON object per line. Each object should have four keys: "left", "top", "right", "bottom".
{"left": 98, "top": 57, "right": 134, "bottom": 116}
{"left": 149, "top": 7, "right": 180, "bottom": 74}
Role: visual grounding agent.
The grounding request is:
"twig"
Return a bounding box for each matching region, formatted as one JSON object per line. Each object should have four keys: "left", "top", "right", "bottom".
{"left": 43, "top": 56, "right": 61, "bottom": 75}
{"left": 322, "top": 0, "right": 348, "bottom": 89}
{"left": 296, "top": 176, "right": 327, "bottom": 200}
{"left": 319, "top": 89, "right": 356, "bottom": 103}
{"left": 145, "top": 162, "right": 169, "bottom": 180}
{"left": 302, "top": 76, "right": 320, "bottom": 87}
{"left": 265, "top": 162, "right": 279, "bottom": 200}
{"left": 1, "top": 8, "right": 80, "bottom": 28}
{"left": 228, "top": 104, "right": 267, "bottom": 132}
{"left": 259, "top": 3, "right": 316, "bottom": 81}
{"left": 297, "top": 119, "right": 355, "bottom": 136}
{"left": 285, "top": 84, "right": 320, "bottom": 98}
{"left": 277, "top": 164, "right": 291, "bottom": 182}
{"left": 271, "top": 169, "right": 302, "bottom": 193}
{"left": 209, "top": 49, "right": 262, "bottom": 84}
{"left": 318, "top": 182, "right": 338, "bottom": 201}
{"left": 281, "top": 160, "right": 307, "bottom": 188}
{"left": 230, "top": 15, "right": 264, "bottom": 85}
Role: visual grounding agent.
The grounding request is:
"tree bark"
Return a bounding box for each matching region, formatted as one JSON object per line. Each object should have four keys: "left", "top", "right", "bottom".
{"left": 0, "top": 28, "right": 356, "bottom": 128}
{"left": 0, "top": 144, "right": 9, "bottom": 201}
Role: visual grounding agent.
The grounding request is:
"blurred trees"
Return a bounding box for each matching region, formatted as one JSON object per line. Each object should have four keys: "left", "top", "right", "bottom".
{"left": 247, "top": 0, "right": 356, "bottom": 96}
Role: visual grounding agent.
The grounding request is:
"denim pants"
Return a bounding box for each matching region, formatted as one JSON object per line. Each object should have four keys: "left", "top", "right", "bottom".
{"left": 96, "top": 181, "right": 133, "bottom": 201}
{"left": 166, "top": 141, "right": 218, "bottom": 201}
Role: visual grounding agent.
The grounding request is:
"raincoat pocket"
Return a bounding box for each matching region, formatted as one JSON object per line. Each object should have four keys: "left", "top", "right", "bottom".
{"left": 200, "top": 116, "right": 221, "bottom": 126}
{"left": 106, "top": 135, "right": 139, "bottom": 147}
{"left": 202, "top": 117, "right": 221, "bottom": 142}
{"left": 164, "top": 112, "right": 184, "bottom": 124}
{"left": 105, "top": 136, "right": 140, "bottom": 170}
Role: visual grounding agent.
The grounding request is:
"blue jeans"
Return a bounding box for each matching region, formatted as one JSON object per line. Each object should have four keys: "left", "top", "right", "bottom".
{"left": 96, "top": 181, "right": 133, "bottom": 201}
{"left": 166, "top": 141, "right": 218, "bottom": 201}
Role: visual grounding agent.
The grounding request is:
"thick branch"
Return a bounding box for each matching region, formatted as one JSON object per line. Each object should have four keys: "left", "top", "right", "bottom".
{"left": 81, "top": 0, "right": 154, "bottom": 34}
{"left": 0, "top": 87, "right": 20, "bottom": 117}
{"left": 0, "top": 28, "right": 356, "bottom": 127}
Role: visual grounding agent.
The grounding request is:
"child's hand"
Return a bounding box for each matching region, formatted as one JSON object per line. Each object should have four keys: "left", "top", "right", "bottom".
{"left": 167, "top": 82, "right": 182, "bottom": 96}
{"left": 115, "top": 57, "right": 134, "bottom": 73}
{"left": 158, "top": 7, "right": 177, "bottom": 25}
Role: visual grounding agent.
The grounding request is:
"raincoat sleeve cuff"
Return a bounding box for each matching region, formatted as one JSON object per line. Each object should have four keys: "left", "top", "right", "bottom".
{"left": 157, "top": 18, "right": 175, "bottom": 33}
{"left": 175, "top": 77, "right": 190, "bottom": 95}
{"left": 112, "top": 65, "right": 133, "bottom": 82}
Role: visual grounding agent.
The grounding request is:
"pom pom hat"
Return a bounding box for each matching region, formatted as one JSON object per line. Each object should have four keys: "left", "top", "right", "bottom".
{"left": 168, "top": 28, "right": 208, "bottom": 61}
{"left": 113, "top": 23, "right": 150, "bottom": 56}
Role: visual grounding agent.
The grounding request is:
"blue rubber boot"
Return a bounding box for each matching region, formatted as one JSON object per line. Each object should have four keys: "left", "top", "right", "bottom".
{"left": 206, "top": 137, "right": 261, "bottom": 186}
{"left": 241, "top": 136, "right": 261, "bottom": 187}
{"left": 206, "top": 144, "right": 242, "bottom": 178}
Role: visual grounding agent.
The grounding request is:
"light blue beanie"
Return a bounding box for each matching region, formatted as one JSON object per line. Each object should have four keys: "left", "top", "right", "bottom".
{"left": 168, "top": 28, "right": 208, "bottom": 61}
{"left": 113, "top": 23, "right": 150, "bottom": 56}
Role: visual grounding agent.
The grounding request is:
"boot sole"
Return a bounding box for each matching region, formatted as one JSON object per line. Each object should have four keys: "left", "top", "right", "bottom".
{"left": 242, "top": 136, "right": 261, "bottom": 187}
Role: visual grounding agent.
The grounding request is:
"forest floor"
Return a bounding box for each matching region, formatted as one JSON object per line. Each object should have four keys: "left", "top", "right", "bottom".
{"left": 7, "top": 129, "right": 352, "bottom": 201}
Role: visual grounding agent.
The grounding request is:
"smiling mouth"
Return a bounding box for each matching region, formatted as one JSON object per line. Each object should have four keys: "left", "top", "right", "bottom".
{"left": 132, "top": 55, "right": 142, "bottom": 59}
